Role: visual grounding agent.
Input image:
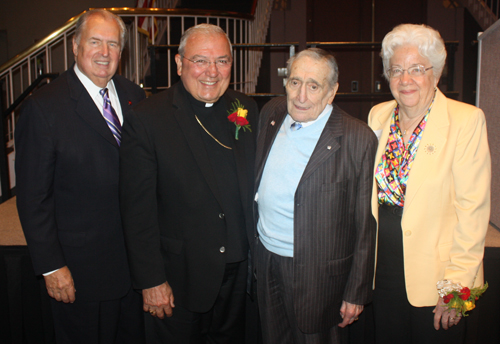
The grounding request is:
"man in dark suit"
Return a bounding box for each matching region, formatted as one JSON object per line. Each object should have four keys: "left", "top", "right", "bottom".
{"left": 15, "top": 9, "right": 146, "bottom": 344}
{"left": 254, "top": 48, "right": 377, "bottom": 343}
{"left": 119, "top": 24, "right": 258, "bottom": 343}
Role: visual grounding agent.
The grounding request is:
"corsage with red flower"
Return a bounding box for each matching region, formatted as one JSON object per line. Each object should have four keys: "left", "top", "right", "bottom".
{"left": 227, "top": 99, "right": 251, "bottom": 140}
{"left": 437, "top": 279, "right": 488, "bottom": 316}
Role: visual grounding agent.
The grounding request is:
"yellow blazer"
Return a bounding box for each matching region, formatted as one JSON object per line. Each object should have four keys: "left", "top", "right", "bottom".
{"left": 368, "top": 89, "right": 491, "bottom": 307}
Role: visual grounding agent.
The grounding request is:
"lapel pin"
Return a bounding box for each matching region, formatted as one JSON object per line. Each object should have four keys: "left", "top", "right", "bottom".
{"left": 128, "top": 101, "right": 132, "bottom": 105}
{"left": 271, "top": 120, "right": 275, "bottom": 126}
{"left": 424, "top": 144, "right": 436, "bottom": 155}
{"left": 327, "top": 146, "right": 332, "bottom": 150}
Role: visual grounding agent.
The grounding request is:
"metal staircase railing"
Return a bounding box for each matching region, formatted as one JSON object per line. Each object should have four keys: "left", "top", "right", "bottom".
{"left": 459, "top": 0, "right": 499, "bottom": 30}
{"left": 0, "top": 74, "right": 59, "bottom": 201}
{"left": 0, "top": 4, "right": 273, "bottom": 200}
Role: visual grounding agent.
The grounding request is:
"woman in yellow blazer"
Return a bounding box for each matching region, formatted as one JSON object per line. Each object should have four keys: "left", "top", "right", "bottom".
{"left": 368, "top": 24, "right": 490, "bottom": 343}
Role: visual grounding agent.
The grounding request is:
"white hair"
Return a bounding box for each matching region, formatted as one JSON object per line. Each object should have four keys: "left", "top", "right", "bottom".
{"left": 178, "top": 23, "right": 232, "bottom": 57}
{"left": 381, "top": 24, "right": 447, "bottom": 81}
{"left": 74, "top": 9, "right": 127, "bottom": 52}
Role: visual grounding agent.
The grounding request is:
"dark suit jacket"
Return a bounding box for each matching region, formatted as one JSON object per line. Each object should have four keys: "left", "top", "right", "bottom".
{"left": 15, "top": 66, "right": 146, "bottom": 302}
{"left": 255, "top": 97, "right": 377, "bottom": 333}
{"left": 119, "top": 82, "right": 258, "bottom": 313}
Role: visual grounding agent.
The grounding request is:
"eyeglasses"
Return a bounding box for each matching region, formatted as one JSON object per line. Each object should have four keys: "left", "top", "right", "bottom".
{"left": 387, "top": 65, "right": 433, "bottom": 78}
{"left": 181, "top": 56, "right": 232, "bottom": 69}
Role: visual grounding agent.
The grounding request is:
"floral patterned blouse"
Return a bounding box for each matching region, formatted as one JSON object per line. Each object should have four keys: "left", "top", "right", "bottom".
{"left": 375, "top": 93, "right": 436, "bottom": 207}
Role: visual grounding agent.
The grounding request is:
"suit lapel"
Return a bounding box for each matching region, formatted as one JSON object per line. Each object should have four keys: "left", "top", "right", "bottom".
{"left": 225, "top": 93, "right": 251, "bottom": 209}
{"left": 68, "top": 68, "right": 119, "bottom": 148}
{"left": 114, "top": 76, "right": 137, "bottom": 118}
{"left": 255, "top": 100, "right": 287, "bottom": 190}
{"left": 299, "top": 105, "right": 342, "bottom": 183}
{"left": 403, "top": 90, "right": 449, "bottom": 209}
{"left": 171, "top": 84, "right": 224, "bottom": 207}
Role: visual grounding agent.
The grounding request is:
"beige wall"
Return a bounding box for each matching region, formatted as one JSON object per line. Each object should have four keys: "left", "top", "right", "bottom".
{"left": 0, "top": 0, "right": 136, "bottom": 65}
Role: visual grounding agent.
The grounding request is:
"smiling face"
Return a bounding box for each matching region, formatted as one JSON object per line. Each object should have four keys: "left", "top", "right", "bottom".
{"left": 389, "top": 45, "right": 439, "bottom": 118}
{"left": 174, "top": 33, "right": 232, "bottom": 103}
{"left": 73, "top": 14, "right": 122, "bottom": 88}
{"left": 286, "top": 56, "right": 338, "bottom": 123}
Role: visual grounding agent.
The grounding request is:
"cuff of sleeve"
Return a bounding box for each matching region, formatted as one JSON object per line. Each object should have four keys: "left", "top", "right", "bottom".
{"left": 42, "top": 268, "right": 60, "bottom": 276}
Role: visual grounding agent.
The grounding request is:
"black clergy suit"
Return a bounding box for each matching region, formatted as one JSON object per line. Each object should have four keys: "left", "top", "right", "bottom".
{"left": 15, "top": 66, "right": 146, "bottom": 340}
{"left": 254, "top": 97, "right": 377, "bottom": 336}
{"left": 119, "top": 82, "right": 257, "bottom": 325}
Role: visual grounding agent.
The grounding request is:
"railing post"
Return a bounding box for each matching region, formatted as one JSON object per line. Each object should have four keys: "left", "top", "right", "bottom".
{"left": 149, "top": 46, "right": 157, "bottom": 94}
{"left": 0, "top": 79, "right": 11, "bottom": 202}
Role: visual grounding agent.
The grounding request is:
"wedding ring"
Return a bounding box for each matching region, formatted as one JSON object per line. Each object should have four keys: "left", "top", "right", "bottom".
{"left": 149, "top": 310, "right": 156, "bottom": 314}
{"left": 354, "top": 317, "right": 359, "bottom": 321}
{"left": 450, "top": 317, "right": 454, "bottom": 321}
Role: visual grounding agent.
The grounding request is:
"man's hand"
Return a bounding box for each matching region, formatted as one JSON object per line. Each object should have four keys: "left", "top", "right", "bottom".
{"left": 338, "top": 301, "right": 364, "bottom": 328}
{"left": 143, "top": 281, "right": 175, "bottom": 319}
{"left": 433, "top": 297, "right": 461, "bottom": 330}
{"left": 43, "top": 266, "right": 76, "bottom": 303}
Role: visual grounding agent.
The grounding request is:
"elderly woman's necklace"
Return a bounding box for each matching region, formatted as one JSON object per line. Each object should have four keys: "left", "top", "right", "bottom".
{"left": 400, "top": 91, "right": 437, "bottom": 136}
{"left": 401, "top": 113, "right": 425, "bottom": 136}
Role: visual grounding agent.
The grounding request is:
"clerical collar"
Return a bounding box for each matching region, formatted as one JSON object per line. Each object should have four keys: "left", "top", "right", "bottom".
{"left": 184, "top": 86, "right": 220, "bottom": 109}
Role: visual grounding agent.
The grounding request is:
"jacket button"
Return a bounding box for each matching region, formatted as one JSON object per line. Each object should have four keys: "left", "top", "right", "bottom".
{"left": 219, "top": 213, "right": 225, "bottom": 219}
{"left": 404, "top": 230, "right": 412, "bottom": 237}
{"left": 220, "top": 246, "right": 226, "bottom": 253}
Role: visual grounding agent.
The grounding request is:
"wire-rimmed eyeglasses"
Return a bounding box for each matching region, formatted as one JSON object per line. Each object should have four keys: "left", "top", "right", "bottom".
{"left": 387, "top": 65, "right": 433, "bottom": 78}
{"left": 181, "top": 56, "right": 232, "bottom": 69}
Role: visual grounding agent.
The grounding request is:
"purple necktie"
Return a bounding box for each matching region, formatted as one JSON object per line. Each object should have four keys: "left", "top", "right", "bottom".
{"left": 99, "top": 88, "right": 122, "bottom": 146}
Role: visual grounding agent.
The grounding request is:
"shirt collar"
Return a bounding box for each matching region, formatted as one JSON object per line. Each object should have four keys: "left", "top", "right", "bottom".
{"left": 73, "top": 64, "right": 117, "bottom": 98}
{"left": 285, "top": 103, "right": 333, "bottom": 129}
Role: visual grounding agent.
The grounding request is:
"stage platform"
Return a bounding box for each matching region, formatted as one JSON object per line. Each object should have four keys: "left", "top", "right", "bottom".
{"left": 1, "top": 197, "right": 500, "bottom": 343}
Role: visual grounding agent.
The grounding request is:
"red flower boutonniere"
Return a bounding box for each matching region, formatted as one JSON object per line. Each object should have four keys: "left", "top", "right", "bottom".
{"left": 227, "top": 99, "right": 251, "bottom": 140}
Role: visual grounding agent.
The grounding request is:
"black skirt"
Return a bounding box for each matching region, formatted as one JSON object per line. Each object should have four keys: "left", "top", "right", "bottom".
{"left": 372, "top": 204, "right": 465, "bottom": 344}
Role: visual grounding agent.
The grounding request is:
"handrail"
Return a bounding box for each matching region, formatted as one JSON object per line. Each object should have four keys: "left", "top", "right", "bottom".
{"left": 2, "top": 73, "right": 59, "bottom": 120}
{"left": 308, "top": 42, "right": 383, "bottom": 47}
{"left": 147, "top": 42, "right": 300, "bottom": 93}
{"left": 308, "top": 41, "right": 459, "bottom": 93}
{"left": 0, "top": 16, "right": 82, "bottom": 74}
{"left": 308, "top": 41, "right": 459, "bottom": 47}
{"left": 458, "top": 0, "right": 498, "bottom": 30}
{"left": 0, "top": 5, "right": 270, "bottom": 203}
{"left": 0, "top": 73, "right": 59, "bottom": 201}
{"left": 146, "top": 41, "right": 460, "bottom": 94}
{"left": 247, "top": 91, "right": 460, "bottom": 99}
{"left": 0, "top": 8, "right": 253, "bottom": 76}
{"left": 0, "top": 79, "right": 8, "bottom": 202}
{"left": 95, "top": 7, "right": 254, "bottom": 19}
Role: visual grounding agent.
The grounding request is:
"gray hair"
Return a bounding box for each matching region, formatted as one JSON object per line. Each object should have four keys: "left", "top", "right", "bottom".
{"left": 178, "top": 23, "right": 233, "bottom": 57}
{"left": 74, "top": 9, "right": 127, "bottom": 52}
{"left": 287, "top": 48, "right": 339, "bottom": 87}
{"left": 381, "top": 24, "right": 446, "bottom": 81}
